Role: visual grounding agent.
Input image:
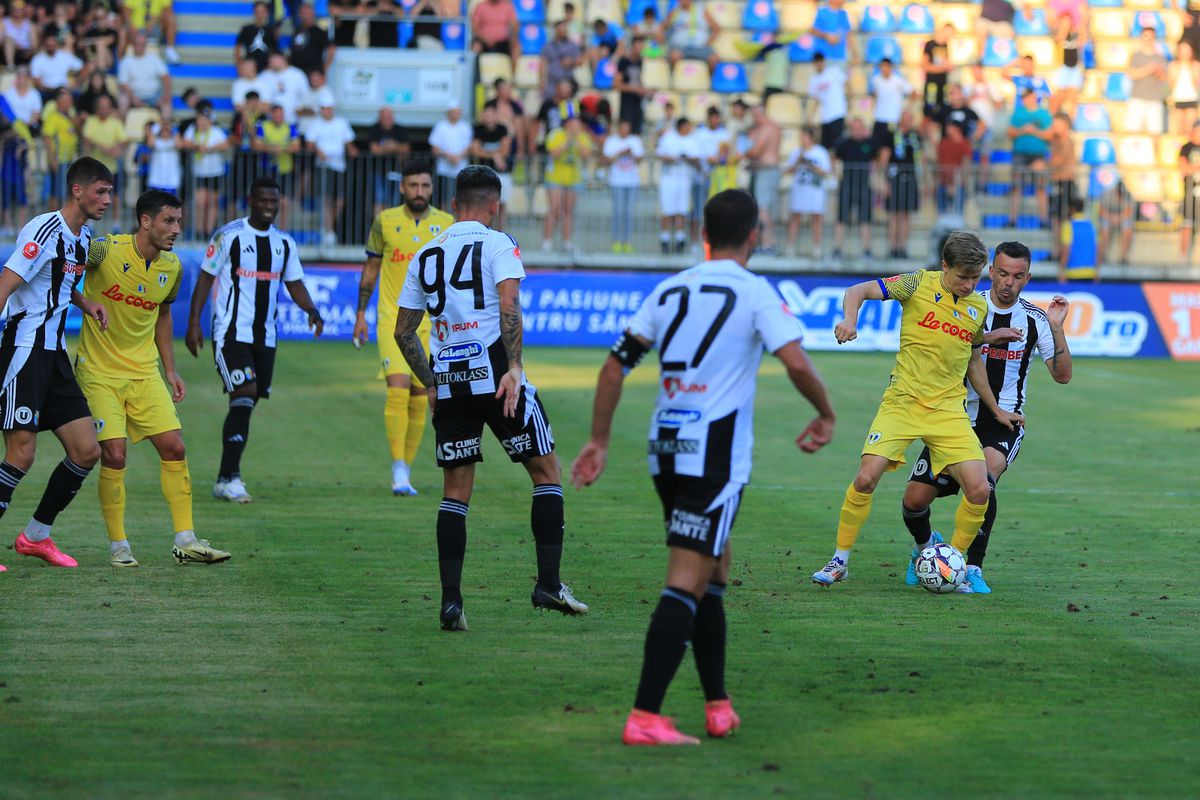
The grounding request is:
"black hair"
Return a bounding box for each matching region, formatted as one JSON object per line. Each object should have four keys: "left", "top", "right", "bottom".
{"left": 135, "top": 189, "right": 182, "bottom": 223}
{"left": 1069, "top": 195, "right": 1085, "bottom": 214}
{"left": 704, "top": 190, "right": 758, "bottom": 251}
{"left": 250, "top": 176, "right": 281, "bottom": 195}
{"left": 455, "top": 165, "right": 502, "bottom": 207}
{"left": 993, "top": 240, "right": 1032, "bottom": 267}
{"left": 66, "top": 157, "right": 114, "bottom": 190}
{"left": 879, "top": 57, "right": 892, "bottom": 65}
{"left": 813, "top": 52, "right": 825, "bottom": 62}
{"left": 245, "top": 90, "right": 261, "bottom": 101}
{"left": 675, "top": 117, "right": 690, "bottom": 131}
{"left": 401, "top": 156, "right": 434, "bottom": 179}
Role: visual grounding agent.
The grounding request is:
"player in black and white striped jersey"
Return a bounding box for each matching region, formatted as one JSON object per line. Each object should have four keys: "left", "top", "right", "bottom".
{"left": 185, "top": 177, "right": 324, "bottom": 504}
{"left": 0, "top": 157, "right": 112, "bottom": 571}
{"left": 901, "top": 241, "right": 1073, "bottom": 594}
{"left": 572, "top": 189, "right": 837, "bottom": 746}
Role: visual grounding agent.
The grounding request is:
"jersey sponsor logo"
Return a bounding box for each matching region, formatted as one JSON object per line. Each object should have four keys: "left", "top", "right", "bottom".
{"left": 101, "top": 284, "right": 160, "bottom": 311}
{"left": 439, "top": 436, "right": 481, "bottom": 462}
{"left": 916, "top": 310, "right": 977, "bottom": 343}
{"left": 389, "top": 248, "right": 415, "bottom": 263}
{"left": 206, "top": 243, "right": 216, "bottom": 258}
{"left": 668, "top": 508, "right": 710, "bottom": 542}
{"left": 435, "top": 367, "right": 489, "bottom": 384}
{"left": 867, "top": 431, "right": 882, "bottom": 444}
{"left": 62, "top": 262, "right": 85, "bottom": 276}
{"left": 435, "top": 319, "right": 449, "bottom": 341}
{"left": 654, "top": 407, "right": 703, "bottom": 427}
{"left": 981, "top": 346, "right": 1026, "bottom": 361}
{"left": 236, "top": 268, "right": 282, "bottom": 281}
{"left": 21, "top": 241, "right": 39, "bottom": 259}
{"left": 451, "top": 321, "right": 479, "bottom": 332}
{"left": 501, "top": 432, "right": 533, "bottom": 456}
{"left": 662, "top": 377, "right": 707, "bottom": 398}
{"left": 648, "top": 439, "right": 700, "bottom": 455}
{"left": 436, "top": 340, "right": 485, "bottom": 361}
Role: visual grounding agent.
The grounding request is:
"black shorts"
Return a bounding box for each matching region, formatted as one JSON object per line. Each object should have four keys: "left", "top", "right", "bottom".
{"left": 820, "top": 118, "right": 845, "bottom": 151}
{"left": 0, "top": 348, "right": 91, "bottom": 432}
{"left": 1048, "top": 179, "right": 1076, "bottom": 222}
{"left": 196, "top": 175, "right": 223, "bottom": 193}
{"left": 908, "top": 415, "right": 1026, "bottom": 496}
{"left": 652, "top": 473, "right": 743, "bottom": 558}
{"left": 214, "top": 341, "right": 276, "bottom": 399}
{"left": 838, "top": 179, "right": 873, "bottom": 224}
{"left": 432, "top": 383, "right": 555, "bottom": 468}
{"left": 872, "top": 120, "right": 894, "bottom": 151}
{"left": 887, "top": 168, "right": 920, "bottom": 213}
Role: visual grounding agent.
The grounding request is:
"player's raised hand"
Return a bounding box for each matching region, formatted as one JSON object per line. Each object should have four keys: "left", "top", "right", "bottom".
{"left": 985, "top": 327, "right": 1024, "bottom": 344}
{"left": 570, "top": 441, "right": 608, "bottom": 489}
{"left": 1046, "top": 295, "right": 1069, "bottom": 327}
{"left": 834, "top": 318, "right": 857, "bottom": 344}
{"left": 495, "top": 367, "right": 523, "bottom": 418}
{"left": 166, "top": 370, "right": 186, "bottom": 403}
{"left": 185, "top": 322, "right": 204, "bottom": 357}
{"left": 995, "top": 409, "right": 1025, "bottom": 431}
{"left": 796, "top": 416, "right": 834, "bottom": 453}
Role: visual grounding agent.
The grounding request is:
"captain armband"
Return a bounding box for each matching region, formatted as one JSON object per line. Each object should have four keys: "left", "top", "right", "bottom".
{"left": 611, "top": 331, "right": 650, "bottom": 374}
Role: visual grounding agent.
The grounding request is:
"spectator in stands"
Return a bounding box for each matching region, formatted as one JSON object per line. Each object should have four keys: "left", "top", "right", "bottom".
{"left": 1050, "top": 20, "right": 1085, "bottom": 115}
{"left": 471, "top": 103, "right": 512, "bottom": 228}
{"left": 261, "top": 50, "right": 310, "bottom": 123}
{"left": 966, "top": 62, "right": 1001, "bottom": 181}
{"left": 365, "top": 106, "right": 410, "bottom": 214}
{"left": 1046, "top": 112, "right": 1077, "bottom": 252}
{"left": 601, "top": 116, "right": 643, "bottom": 254}
{"left": 408, "top": 0, "right": 454, "bottom": 50}
{"left": 542, "top": 19, "right": 584, "bottom": 100}
{"left": 746, "top": 104, "right": 782, "bottom": 254}
{"left": 429, "top": 98, "right": 472, "bottom": 206}
{"left": 1007, "top": 88, "right": 1051, "bottom": 227}
{"left": 306, "top": 100, "right": 357, "bottom": 244}
{"left": 811, "top": 0, "right": 854, "bottom": 64}
{"left": 145, "top": 116, "right": 182, "bottom": 196}
{"left": 2, "top": 0, "right": 39, "bottom": 69}
{"left": 471, "top": 0, "right": 519, "bottom": 57}
{"left": 631, "top": 8, "right": 663, "bottom": 58}
{"left": 328, "top": 0, "right": 359, "bottom": 47}
{"left": 81, "top": 94, "right": 127, "bottom": 216}
{"left": 3, "top": 67, "right": 42, "bottom": 125}
{"left": 42, "top": 2, "right": 76, "bottom": 53}
{"left": 562, "top": 1, "right": 583, "bottom": 45}
{"left": 728, "top": 97, "right": 751, "bottom": 149}
{"left": 0, "top": 106, "right": 30, "bottom": 237}
{"left": 577, "top": 90, "right": 611, "bottom": 146}
{"left": 177, "top": 87, "right": 201, "bottom": 136}
{"left": 933, "top": 85, "right": 987, "bottom": 150}
{"left": 181, "top": 101, "right": 229, "bottom": 236}
{"left": 1171, "top": 42, "right": 1200, "bottom": 133}
{"left": 935, "top": 120, "right": 972, "bottom": 216}
{"left": 41, "top": 87, "right": 77, "bottom": 209}
{"left": 976, "top": 0, "right": 1026, "bottom": 58}
{"left": 691, "top": 106, "right": 726, "bottom": 239}
{"left": 1046, "top": 0, "right": 1087, "bottom": 38}
{"left": 1059, "top": 196, "right": 1097, "bottom": 282}
{"left": 785, "top": 125, "right": 830, "bottom": 258}
{"left": 122, "top": 0, "right": 181, "bottom": 64}
{"left": 589, "top": 18, "right": 620, "bottom": 67}
{"left": 1181, "top": 122, "right": 1200, "bottom": 259}
{"left": 1010, "top": 55, "right": 1052, "bottom": 107}
{"left": 543, "top": 107, "right": 593, "bottom": 251}
{"left": 484, "top": 78, "right": 526, "bottom": 165}
{"left": 656, "top": 116, "right": 698, "bottom": 254}
{"left": 118, "top": 32, "right": 170, "bottom": 114}
{"left": 653, "top": 99, "right": 678, "bottom": 142}
{"left": 230, "top": 91, "right": 266, "bottom": 200}
{"left": 77, "top": 69, "right": 116, "bottom": 117}
{"left": 232, "top": 58, "right": 267, "bottom": 109}
{"left": 808, "top": 53, "right": 847, "bottom": 151}
{"left": 78, "top": 2, "right": 121, "bottom": 75}
{"left": 531, "top": 78, "right": 574, "bottom": 155}
{"left": 254, "top": 103, "right": 301, "bottom": 226}
{"left": 30, "top": 32, "right": 86, "bottom": 97}
{"left": 1129, "top": 27, "right": 1170, "bottom": 135}
{"left": 921, "top": 23, "right": 953, "bottom": 119}
{"left": 663, "top": 0, "right": 718, "bottom": 71}
{"left": 614, "top": 36, "right": 649, "bottom": 135}
{"left": 236, "top": 2, "right": 279, "bottom": 73}
{"left": 297, "top": 68, "right": 335, "bottom": 135}
{"left": 869, "top": 58, "right": 913, "bottom": 150}
{"left": 832, "top": 117, "right": 878, "bottom": 259}
{"left": 291, "top": 3, "right": 333, "bottom": 75}
{"left": 882, "top": 109, "right": 920, "bottom": 258}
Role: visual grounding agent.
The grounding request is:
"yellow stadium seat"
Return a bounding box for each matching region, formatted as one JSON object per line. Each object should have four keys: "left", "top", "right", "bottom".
{"left": 124, "top": 107, "right": 160, "bottom": 139}
{"left": 780, "top": 0, "right": 814, "bottom": 30}
{"left": 708, "top": 0, "right": 744, "bottom": 29}
{"left": 645, "top": 91, "right": 681, "bottom": 123}
{"left": 711, "top": 32, "right": 744, "bottom": 62}
{"left": 685, "top": 91, "right": 722, "bottom": 122}
{"left": 780, "top": 127, "right": 800, "bottom": 162}
{"left": 672, "top": 59, "right": 711, "bottom": 92}
{"left": 588, "top": 0, "right": 622, "bottom": 23}
{"left": 1081, "top": 70, "right": 1104, "bottom": 102}
{"left": 1117, "top": 135, "right": 1157, "bottom": 168}
{"left": 574, "top": 63, "right": 592, "bottom": 89}
{"left": 947, "top": 38, "right": 978, "bottom": 68}
{"left": 547, "top": 0, "right": 568, "bottom": 20}
{"left": 643, "top": 58, "right": 672, "bottom": 90}
{"left": 1159, "top": 135, "right": 1187, "bottom": 167}
{"left": 766, "top": 92, "right": 803, "bottom": 127}
{"left": 1166, "top": 15, "right": 1185, "bottom": 42}
{"left": 1127, "top": 0, "right": 1163, "bottom": 8}
{"left": 1164, "top": 176, "right": 1184, "bottom": 203}
{"left": 479, "top": 53, "right": 513, "bottom": 86}
{"left": 933, "top": 5, "right": 975, "bottom": 35}
{"left": 898, "top": 34, "right": 925, "bottom": 68}
{"left": 515, "top": 55, "right": 542, "bottom": 89}
{"left": 1023, "top": 37, "right": 1055, "bottom": 68}
{"left": 1095, "top": 42, "right": 1131, "bottom": 72}
{"left": 790, "top": 64, "right": 813, "bottom": 95}
{"left": 1126, "top": 169, "right": 1164, "bottom": 202}
{"left": 1091, "top": 10, "right": 1128, "bottom": 40}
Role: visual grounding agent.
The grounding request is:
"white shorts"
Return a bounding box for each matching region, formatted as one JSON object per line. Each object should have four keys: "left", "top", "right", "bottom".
{"left": 659, "top": 178, "right": 691, "bottom": 217}
{"left": 1055, "top": 65, "right": 1084, "bottom": 91}
{"left": 789, "top": 185, "right": 825, "bottom": 215}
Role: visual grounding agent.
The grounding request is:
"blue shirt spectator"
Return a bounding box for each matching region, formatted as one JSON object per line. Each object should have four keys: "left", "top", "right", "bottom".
{"left": 813, "top": 0, "right": 854, "bottom": 62}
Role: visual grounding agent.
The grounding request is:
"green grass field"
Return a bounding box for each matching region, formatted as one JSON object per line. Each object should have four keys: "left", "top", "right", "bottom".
{"left": 1, "top": 343, "right": 1197, "bottom": 799}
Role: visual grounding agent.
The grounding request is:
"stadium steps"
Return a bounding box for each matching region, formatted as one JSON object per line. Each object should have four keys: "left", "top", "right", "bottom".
{"left": 170, "top": 0, "right": 256, "bottom": 111}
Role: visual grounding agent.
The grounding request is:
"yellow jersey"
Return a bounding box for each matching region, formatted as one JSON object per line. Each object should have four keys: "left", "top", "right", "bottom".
{"left": 77, "top": 234, "right": 182, "bottom": 379}
{"left": 365, "top": 204, "right": 454, "bottom": 319}
{"left": 42, "top": 108, "right": 79, "bottom": 163}
{"left": 545, "top": 127, "right": 594, "bottom": 186}
{"left": 256, "top": 119, "right": 298, "bottom": 174}
{"left": 878, "top": 270, "right": 987, "bottom": 412}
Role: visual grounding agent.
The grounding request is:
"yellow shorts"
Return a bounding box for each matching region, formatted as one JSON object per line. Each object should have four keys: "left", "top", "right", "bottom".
{"left": 861, "top": 397, "right": 984, "bottom": 477}
{"left": 126, "top": 0, "right": 174, "bottom": 29}
{"left": 77, "top": 371, "right": 180, "bottom": 444}
{"left": 376, "top": 313, "right": 431, "bottom": 386}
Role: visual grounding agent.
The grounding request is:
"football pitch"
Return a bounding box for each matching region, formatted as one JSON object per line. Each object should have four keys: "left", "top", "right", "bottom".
{"left": 1, "top": 343, "right": 1196, "bottom": 799}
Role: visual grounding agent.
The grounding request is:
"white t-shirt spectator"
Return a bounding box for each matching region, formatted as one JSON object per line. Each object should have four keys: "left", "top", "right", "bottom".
{"left": 786, "top": 144, "right": 832, "bottom": 213}
{"left": 306, "top": 115, "right": 356, "bottom": 172}
{"left": 259, "top": 65, "right": 310, "bottom": 122}
{"left": 656, "top": 128, "right": 698, "bottom": 184}
{"left": 603, "top": 133, "right": 644, "bottom": 188}
{"left": 691, "top": 124, "right": 727, "bottom": 178}
{"left": 231, "top": 75, "right": 268, "bottom": 108}
{"left": 118, "top": 51, "right": 169, "bottom": 101}
{"left": 184, "top": 125, "right": 229, "bottom": 178}
{"left": 297, "top": 85, "right": 335, "bottom": 135}
{"left": 146, "top": 127, "right": 182, "bottom": 191}
{"left": 2, "top": 87, "right": 42, "bottom": 124}
{"left": 428, "top": 118, "right": 473, "bottom": 178}
{"left": 30, "top": 50, "right": 83, "bottom": 91}
{"left": 869, "top": 72, "right": 911, "bottom": 125}
{"left": 809, "top": 66, "right": 848, "bottom": 123}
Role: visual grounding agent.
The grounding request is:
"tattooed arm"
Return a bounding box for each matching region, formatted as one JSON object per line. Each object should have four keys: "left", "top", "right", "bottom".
{"left": 353, "top": 255, "right": 382, "bottom": 346}
{"left": 496, "top": 277, "right": 524, "bottom": 418}
{"left": 1044, "top": 295, "right": 1073, "bottom": 384}
{"left": 395, "top": 307, "right": 437, "bottom": 394}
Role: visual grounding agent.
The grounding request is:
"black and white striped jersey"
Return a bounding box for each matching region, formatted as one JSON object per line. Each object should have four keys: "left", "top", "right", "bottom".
{"left": 967, "top": 290, "right": 1057, "bottom": 422}
{"left": 199, "top": 218, "right": 304, "bottom": 348}
{"left": 1, "top": 212, "right": 90, "bottom": 351}
{"left": 398, "top": 221, "right": 526, "bottom": 401}
{"left": 626, "top": 259, "right": 802, "bottom": 484}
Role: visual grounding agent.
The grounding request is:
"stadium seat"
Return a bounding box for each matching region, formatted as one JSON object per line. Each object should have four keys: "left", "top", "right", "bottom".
{"left": 1091, "top": 9, "right": 1127, "bottom": 39}
{"left": 898, "top": 34, "right": 925, "bottom": 66}
{"left": 711, "top": 32, "right": 745, "bottom": 61}
{"left": 673, "top": 59, "right": 711, "bottom": 91}
{"left": 711, "top": 62, "right": 748, "bottom": 92}
{"left": 441, "top": 22, "right": 466, "bottom": 49}
{"left": 765, "top": 92, "right": 803, "bottom": 126}
{"left": 1126, "top": 170, "right": 1164, "bottom": 202}
{"left": 642, "top": 58, "right": 671, "bottom": 90}
{"left": 593, "top": 57, "right": 617, "bottom": 89}
{"left": 645, "top": 91, "right": 679, "bottom": 123}
{"left": 124, "top": 107, "right": 160, "bottom": 139}
{"left": 519, "top": 23, "right": 546, "bottom": 54}
{"left": 1131, "top": 11, "right": 1165, "bottom": 38}
{"left": 573, "top": 63, "right": 593, "bottom": 89}
{"left": 1158, "top": 135, "right": 1186, "bottom": 168}
{"left": 1081, "top": 137, "right": 1116, "bottom": 166}
{"left": 684, "top": 91, "right": 720, "bottom": 121}
{"left": 1075, "top": 103, "right": 1112, "bottom": 133}
{"left": 863, "top": 35, "right": 901, "bottom": 65}
{"left": 1081, "top": 70, "right": 1104, "bottom": 102}
{"left": 780, "top": 0, "right": 814, "bottom": 31}
{"left": 589, "top": 0, "right": 623, "bottom": 24}
{"left": 748, "top": 61, "right": 766, "bottom": 93}
{"left": 546, "top": 0, "right": 567, "bottom": 19}
{"left": 1117, "top": 135, "right": 1156, "bottom": 168}
{"left": 1127, "top": 0, "right": 1165, "bottom": 7}
{"left": 1088, "top": 0, "right": 1124, "bottom": 6}
{"left": 1087, "top": 166, "right": 1119, "bottom": 200}
{"left": 625, "top": 0, "right": 659, "bottom": 26}
{"left": 1014, "top": 8, "right": 1050, "bottom": 37}
{"left": 947, "top": 37, "right": 978, "bottom": 67}
{"left": 1104, "top": 73, "right": 1131, "bottom": 103}
{"left": 932, "top": 5, "right": 975, "bottom": 35}
{"left": 514, "top": 0, "right": 545, "bottom": 24}
{"left": 789, "top": 63, "right": 812, "bottom": 94}
{"left": 1095, "top": 42, "right": 1132, "bottom": 72}
{"left": 479, "top": 53, "right": 513, "bottom": 85}
{"left": 859, "top": 5, "right": 896, "bottom": 33}
{"left": 515, "top": 55, "right": 542, "bottom": 88}
{"left": 788, "top": 34, "right": 817, "bottom": 63}
{"left": 898, "top": 4, "right": 934, "bottom": 35}
{"left": 981, "top": 37, "right": 1018, "bottom": 68}
{"left": 708, "top": 0, "right": 744, "bottom": 30}
{"left": 742, "top": 0, "right": 779, "bottom": 32}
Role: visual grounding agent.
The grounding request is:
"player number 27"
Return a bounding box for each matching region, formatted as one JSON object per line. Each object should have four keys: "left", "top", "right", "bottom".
{"left": 658, "top": 285, "right": 735, "bottom": 371}
{"left": 417, "top": 242, "right": 486, "bottom": 316}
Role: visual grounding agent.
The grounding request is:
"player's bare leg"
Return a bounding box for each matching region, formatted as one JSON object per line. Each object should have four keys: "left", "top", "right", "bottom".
{"left": 214, "top": 382, "right": 257, "bottom": 503}
{"left": 14, "top": 418, "right": 100, "bottom": 568}
{"left": 0, "top": 429, "right": 38, "bottom": 572}
{"left": 812, "top": 454, "right": 891, "bottom": 586}
{"left": 523, "top": 453, "right": 587, "bottom": 614}
{"left": 437, "top": 464, "right": 475, "bottom": 631}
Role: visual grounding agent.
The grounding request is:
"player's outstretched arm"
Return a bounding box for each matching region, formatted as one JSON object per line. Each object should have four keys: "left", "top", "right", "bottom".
{"left": 156, "top": 304, "right": 185, "bottom": 402}
{"left": 185, "top": 271, "right": 216, "bottom": 357}
{"left": 353, "top": 255, "right": 382, "bottom": 347}
{"left": 495, "top": 278, "right": 524, "bottom": 418}
{"left": 1044, "top": 295, "right": 1073, "bottom": 384}
{"left": 967, "top": 349, "right": 1024, "bottom": 430}
{"left": 835, "top": 279, "right": 886, "bottom": 344}
{"left": 773, "top": 340, "right": 836, "bottom": 453}
{"left": 284, "top": 279, "right": 325, "bottom": 338}
{"left": 394, "top": 307, "right": 438, "bottom": 408}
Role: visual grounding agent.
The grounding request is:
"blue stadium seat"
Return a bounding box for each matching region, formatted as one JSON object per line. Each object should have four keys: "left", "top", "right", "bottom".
{"left": 1132, "top": 11, "right": 1166, "bottom": 38}
{"left": 1104, "top": 73, "right": 1132, "bottom": 102}
{"left": 742, "top": 0, "right": 779, "bottom": 32}
{"left": 863, "top": 35, "right": 901, "bottom": 65}
{"left": 711, "top": 62, "right": 749, "bottom": 92}
{"left": 860, "top": 5, "right": 896, "bottom": 33}
{"left": 1082, "top": 138, "right": 1116, "bottom": 166}
{"left": 1014, "top": 8, "right": 1050, "bottom": 37}
{"left": 1088, "top": 166, "right": 1120, "bottom": 200}
{"left": 788, "top": 34, "right": 817, "bottom": 63}
{"left": 1082, "top": 40, "right": 1095, "bottom": 70}
{"left": 519, "top": 23, "right": 546, "bottom": 53}
{"left": 982, "top": 37, "right": 1018, "bottom": 68}
{"left": 514, "top": 0, "right": 545, "bottom": 24}
{"left": 1074, "top": 103, "right": 1112, "bottom": 133}
{"left": 1088, "top": 0, "right": 1123, "bottom": 6}
{"left": 594, "top": 57, "right": 616, "bottom": 89}
{"left": 399, "top": 0, "right": 418, "bottom": 11}
{"left": 441, "top": 21, "right": 466, "bottom": 50}
{"left": 398, "top": 20, "right": 413, "bottom": 48}
{"left": 626, "top": 0, "right": 660, "bottom": 26}
{"left": 898, "top": 4, "right": 934, "bottom": 35}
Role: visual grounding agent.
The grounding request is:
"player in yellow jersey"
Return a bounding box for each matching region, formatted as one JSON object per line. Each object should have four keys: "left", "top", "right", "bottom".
{"left": 77, "top": 190, "right": 230, "bottom": 567}
{"left": 353, "top": 158, "right": 454, "bottom": 495}
{"left": 809, "top": 231, "right": 1024, "bottom": 588}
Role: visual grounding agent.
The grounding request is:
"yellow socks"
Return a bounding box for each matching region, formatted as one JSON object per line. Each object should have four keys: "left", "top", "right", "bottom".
{"left": 99, "top": 466, "right": 126, "bottom": 542}
{"left": 950, "top": 496, "right": 989, "bottom": 553}
{"left": 836, "top": 485, "right": 874, "bottom": 551}
{"left": 160, "top": 459, "right": 194, "bottom": 533}
{"left": 404, "top": 390, "right": 427, "bottom": 463}
{"left": 385, "top": 387, "right": 410, "bottom": 462}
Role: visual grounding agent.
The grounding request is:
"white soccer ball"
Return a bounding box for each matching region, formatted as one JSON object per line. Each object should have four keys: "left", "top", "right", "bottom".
{"left": 915, "top": 543, "right": 967, "bottom": 594}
